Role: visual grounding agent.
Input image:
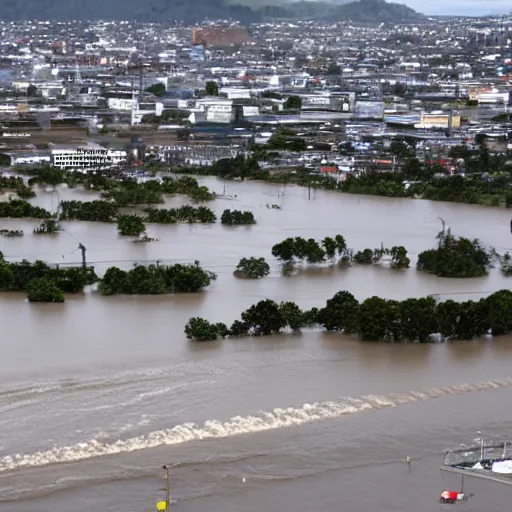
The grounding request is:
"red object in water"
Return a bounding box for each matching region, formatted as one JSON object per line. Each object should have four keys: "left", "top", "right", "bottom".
{"left": 440, "top": 490, "right": 459, "bottom": 502}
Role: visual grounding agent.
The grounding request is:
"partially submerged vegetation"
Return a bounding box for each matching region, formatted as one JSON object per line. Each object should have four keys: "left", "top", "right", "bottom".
{"left": 417, "top": 229, "right": 491, "bottom": 278}
{"left": 26, "top": 277, "right": 65, "bottom": 303}
{"left": 271, "top": 235, "right": 410, "bottom": 269}
{"left": 234, "top": 257, "right": 270, "bottom": 279}
{"left": 175, "top": 150, "right": 512, "bottom": 208}
{"left": 0, "top": 228, "right": 23, "bottom": 237}
{"left": 59, "top": 200, "right": 118, "bottom": 222}
{"left": 0, "top": 176, "right": 35, "bottom": 199}
{"left": 117, "top": 214, "right": 147, "bottom": 237}
{"left": 220, "top": 209, "right": 256, "bottom": 225}
{"left": 33, "top": 219, "right": 61, "bottom": 234}
{"left": 144, "top": 205, "right": 216, "bottom": 224}
{"left": 185, "top": 289, "right": 512, "bottom": 342}
{"left": 0, "top": 252, "right": 98, "bottom": 302}
{"left": 0, "top": 198, "right": 52, "bottom": 219}
{"left": 98, "top": 263, "right": 216, "bottom": 295}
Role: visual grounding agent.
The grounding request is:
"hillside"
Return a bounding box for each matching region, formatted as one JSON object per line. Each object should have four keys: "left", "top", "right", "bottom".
{"left": 0, "top": 0, "right": 424, "bottom": 23}
{"left": 326, "top": 0, "right": 424, "bottom": 22}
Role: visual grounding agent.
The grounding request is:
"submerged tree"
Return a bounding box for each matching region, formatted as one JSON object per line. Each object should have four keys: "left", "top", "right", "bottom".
{"left": 26, "top": 278, "right": 65, "bottom": 303}
{"left": 117, "top": 214, "right": 146, "bottom": 237}
{"left": 98, "top": 263, "right": 216, "bottom": 295}
{"left": 241, "top": 299, "right": 286, "bottom": 336}
{"left": 33, "top": 219, "right": 61, "bottom": 234}
{"left": 501, "top": 252, "right": 512, "bottom": 276}
{"left": 317, "top": 290, "right": 359, "bottom": 333}
{"left": 279, "top": 301, "right": 305, "bottom": 331}
{"left": 234, "top": 257, "right": 270, "bottom": 279}
{"left": 221, "top": 209, "right": 256, "bottom": 225}
{"left": 417, "top": 229, "right": 490, "bottom": 278}
{"left": 389, "top": 246, "right": 410, "bottom": 269}
{"left": 185, "top": 317, "right": 228, "bottom": 341}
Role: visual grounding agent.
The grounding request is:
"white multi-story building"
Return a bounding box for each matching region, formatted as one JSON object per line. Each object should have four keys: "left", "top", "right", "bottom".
{"left": 131, "top": 101, "right": 164, "bottom": 125}
{"left": 108, "top": 97, "right": 135, "bottom": 111}
{"left": 51, "top": 144, "right": 127, "bottom": 170}
{"left": 192, "top": 97, "right": 233, "bottom": 123}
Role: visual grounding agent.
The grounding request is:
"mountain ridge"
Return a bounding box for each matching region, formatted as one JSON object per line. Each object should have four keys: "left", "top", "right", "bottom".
{"left": 0, "top": 0, "right": 424, "bottom": 23}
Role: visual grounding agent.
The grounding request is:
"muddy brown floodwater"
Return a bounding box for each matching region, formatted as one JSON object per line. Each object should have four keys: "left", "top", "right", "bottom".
{"left": 1, "top": 176, "right": 512, "bottom": 511}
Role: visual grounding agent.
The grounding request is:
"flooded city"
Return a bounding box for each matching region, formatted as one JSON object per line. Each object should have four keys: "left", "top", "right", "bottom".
{"left": 1, "top": 177, "right": 512, "bottom": 512}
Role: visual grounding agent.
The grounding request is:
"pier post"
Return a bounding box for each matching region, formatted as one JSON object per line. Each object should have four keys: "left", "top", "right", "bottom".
{"left": 162, "top": 465, "right": 170, "bottom": 512}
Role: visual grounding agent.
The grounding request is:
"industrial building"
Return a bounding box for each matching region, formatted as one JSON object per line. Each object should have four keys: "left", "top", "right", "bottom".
{"left": 50, "top": 143, "right": 126, "bottom": 170}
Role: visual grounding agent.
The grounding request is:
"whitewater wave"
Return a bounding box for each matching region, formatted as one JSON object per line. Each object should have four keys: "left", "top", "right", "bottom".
{"left": 1, "top": 378, "right": 510, "bottom": 473}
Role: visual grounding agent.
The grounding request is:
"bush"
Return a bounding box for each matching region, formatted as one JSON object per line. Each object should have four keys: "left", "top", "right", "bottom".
{"left": 117, "top": 214, "right": 146, "bottom": 236}
{"left": 33, "top": 219, "right": 61, "bottom": 234}
{"left": 221, "top": 209, "right": 256, "bottom": 225}
{"left": 26, "top": 278, "right": 65, "bottom": 303}
{"left": 98, "top": 263, "right": 216, "bottom": 295}
{"left": 185, "top": 317, "right": 227, "bottom": 341}
{"left": 59, "top": 200, "right": 118, "bottom": 222}
{"left": 144, "top": 206, "right": 216, "bottom": 224}
{"left": 0, "top": 199, "right": 52, "bottom": 219}
{"left": 417, "top": 229, "right": 490, "bottom": 278}
{"left": 234, "top": 257, "right": 270, "bottom": 279}
{"left": 0, "top": 259, "right": 97, "bottom": 293}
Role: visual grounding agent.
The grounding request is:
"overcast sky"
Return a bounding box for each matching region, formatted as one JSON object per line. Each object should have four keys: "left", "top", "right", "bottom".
{"left": 401, "top": 0, "right": 511, "bottom": 16}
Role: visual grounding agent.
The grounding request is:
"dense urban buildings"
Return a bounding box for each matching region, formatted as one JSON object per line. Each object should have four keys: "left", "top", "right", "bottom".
{"left": 1, "top": 5, "right": 512, "bottom": 512}
{"left": 0, "top": 12, "right": 509, "bottom": 173}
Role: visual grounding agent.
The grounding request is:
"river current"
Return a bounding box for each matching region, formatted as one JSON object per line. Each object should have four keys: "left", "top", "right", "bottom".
{"left": 0, "top": 177, "right": 511, "bottom": 511}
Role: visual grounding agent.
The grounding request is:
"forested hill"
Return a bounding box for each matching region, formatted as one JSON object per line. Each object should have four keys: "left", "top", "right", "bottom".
{"left": 0, "top": 0, "right": 424, "bottom": 23}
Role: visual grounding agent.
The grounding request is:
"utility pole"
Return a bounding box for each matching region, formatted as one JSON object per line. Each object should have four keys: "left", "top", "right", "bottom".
{"left": 138, "top": 62, "right": 143, "bottom": 104}
{"left": 78, "top": 243, "right": 86, "bottom": 268}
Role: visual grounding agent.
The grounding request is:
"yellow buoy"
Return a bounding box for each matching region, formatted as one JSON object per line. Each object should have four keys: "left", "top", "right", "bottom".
{"left": 156, "top": 501, "right": 167, "bottom": 511}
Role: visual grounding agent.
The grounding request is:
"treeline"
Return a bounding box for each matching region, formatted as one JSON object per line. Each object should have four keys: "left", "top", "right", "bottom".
{"left": 177, "top": 153, "right": 512, "bottom": 208}
{"left": 144, "top": 206, "right": 216, "bottom": 224}
{"left": 339, "top": 162, "right": 512, "bottom": 208}
{"left": 185, "top": 288, "right": 512, "bottom": 342}
{"left": 98, "top": 263, "right": 216, "bottom": 295}
{"left": 0, "top": 252, "right": 216, "bottom": 301}
{"left": 0, "top": 176, "right": 34, "bottom": 199}
{"left": 10, "top": 166, "right": 215, "bottom": 205}
{"left": 0, "top": 252, "right": 98, "bottom": 302}
{"left": 101, "top": 176, "right": 214, "bottom": 205}
{"left": 271, "top": 235, "right": 410, "bottom": 269}
{"left": 60, "top": 200, "right": 118, "bottom": 222}
{"left": 270, "top": 230, "right": 495, "bottom": 278}
{"left": 59, "top": 201, "right": 217, "bottom": 225}
{"left": 0, "top": 199, "right": 52, "bottom": 219}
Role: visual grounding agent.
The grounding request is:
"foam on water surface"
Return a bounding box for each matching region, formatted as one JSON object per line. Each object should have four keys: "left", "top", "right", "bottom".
{"left": 1, "top": 378, "right": 510, "bottom": 473}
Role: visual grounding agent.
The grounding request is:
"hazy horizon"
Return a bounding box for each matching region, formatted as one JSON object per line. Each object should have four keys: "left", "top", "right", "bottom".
{"left": 231, "top": 0, "right": 512, "bottom": 16}
{"left": 402, "top": 0, "right": 511, "bottom": 16}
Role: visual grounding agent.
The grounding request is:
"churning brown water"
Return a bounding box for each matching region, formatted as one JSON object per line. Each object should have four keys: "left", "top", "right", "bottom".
{"left": 1, "top": 176, "right": 512, "bottom": 511}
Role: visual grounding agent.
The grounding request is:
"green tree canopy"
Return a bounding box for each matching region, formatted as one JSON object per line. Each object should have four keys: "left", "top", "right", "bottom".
{"left": 205, "top": 81, "right": 219, "bottom": 96}
{"left": 146, "top": 83, "right": 166, "bottom": 97}
{"left": 241, "top": 299, "right": 286, "bottom": 336}
{"left": 283, "top": 95, "right": 302, "bottom": 110}
{"left": 234, "top": 257, "right": 270, "bottom": 279}
{"left": 117, "top": 214, "right": 146, "bottom": 237}
{"left": 26, "top": 278, "right": 65, "bottom": 303}
{"left": 417, "top": 229, "right": 490, "bottom": 278}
